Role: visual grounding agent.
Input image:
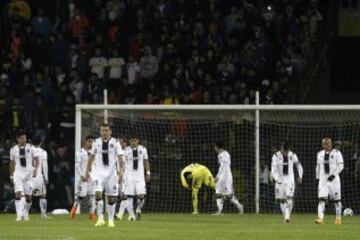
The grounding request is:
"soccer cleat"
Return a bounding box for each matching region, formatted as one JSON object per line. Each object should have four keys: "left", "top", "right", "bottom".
{"left": 23, "top": 214, "right": 29, "bottom": 221}
{"left": 128, "top": 215, "right": 136, "bottom": 221}
{"left": 335, "top": 218, "right": 342, "bottom": 225}
{"left": 69, "top": 207, "right": 77, "bottom": 219}
{"left": 284, "top": 218, "right": 291, "bottom": 223}
{"left": 115, "top": 213, "right": 123, "bottom": 220}
{"left": 94, "top": 218, "right": 106, "bottom": 227}
{"left": 238, "top": 204, "right": 244, "bottom": 215}
{"left": 89, "top": 213, "right": 96, "bottom": 220}
{"left": 108, "top": 220, "right": 115, "bottom": 228}
{"left": 41, "top": 214, "right": 51, "bottom": 219}
{"left": 212, "top": 211, "right": 223, "bottom": 216}
{"left": 315, "top": 218, "right": 324, "bottom": 224}
{"left": 192, "top": 211, "right": 199, "bottom": 215}
{"left": 15, "top": 217, "right": 22, "bottom": 222}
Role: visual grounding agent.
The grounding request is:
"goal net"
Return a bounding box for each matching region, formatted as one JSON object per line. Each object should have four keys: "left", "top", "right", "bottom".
{"left": 76, "top": 105, "right": 360, "bottom": 214}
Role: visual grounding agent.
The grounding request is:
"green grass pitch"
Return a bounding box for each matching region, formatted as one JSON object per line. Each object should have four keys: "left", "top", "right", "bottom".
{"left": 0, "top": 213, "right": 359, "bottom": 240}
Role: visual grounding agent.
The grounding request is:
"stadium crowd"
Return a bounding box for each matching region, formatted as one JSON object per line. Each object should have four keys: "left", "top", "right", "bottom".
{"left": 0, "top": 0, "right": 324, "bottom": 209}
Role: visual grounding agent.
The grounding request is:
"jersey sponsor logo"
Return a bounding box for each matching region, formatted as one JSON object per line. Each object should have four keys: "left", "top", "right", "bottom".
{"left": 110, "top": 144, "right": 114, "bottom": 148}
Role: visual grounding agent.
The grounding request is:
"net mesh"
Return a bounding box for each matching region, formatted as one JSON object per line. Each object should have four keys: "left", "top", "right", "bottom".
{"left": 78, "top": 108, "right": 360, "bottom": 214}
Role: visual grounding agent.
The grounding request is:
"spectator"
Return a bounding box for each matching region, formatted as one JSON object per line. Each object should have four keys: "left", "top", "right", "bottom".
{"left": 89, "top": 47, "right": 107, "bottom": 79}
{"left": 31, "top": 8, "right": 52, "bottom": 38}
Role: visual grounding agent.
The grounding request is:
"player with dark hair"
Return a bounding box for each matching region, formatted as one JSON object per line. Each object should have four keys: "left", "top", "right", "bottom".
{"left": 213, "top": 142, "right": 244, "bottom": 215}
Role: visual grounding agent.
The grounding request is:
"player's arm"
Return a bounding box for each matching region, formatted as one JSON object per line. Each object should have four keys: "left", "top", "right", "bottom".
{"left": 9, "top": 148, "right": 15, "bottom": 183}
{"left": 316, "top": 153, "right": 320, "bottom": 180}
{"left": 144, "top": 147, "right": 150, "bottom": 183}
{"left": 180, "top": 168, "right": 190, "bottom": 188}
{"left": 84, "top": 155, "right": 95, "bottom": 181}
{"left": 42, "top": 151, "right": 49, "bottom": 185}
{"left": 116, "top": 141, "right": 124, "bottom": 184}
{"left": 75, "top": 151, "right": 84, "bottom": 180}
{"left": 270, "top": 154, "right": 280, "bottom": 184}
{"left": 294, "top": 153, "right": 303, "bottom": 184}
{"left": 32, "top": 147, "right": 40, "bottom": 177}
{"left": 215, "top": 155, "right": 226, "bottom": 182}
{"left": 328, "top": 151, "right": 344, "bottom": 181}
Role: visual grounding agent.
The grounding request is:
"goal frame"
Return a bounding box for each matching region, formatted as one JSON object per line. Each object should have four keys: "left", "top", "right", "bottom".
{"left": 75, "top": 101, "right": 360, "bottom": 213}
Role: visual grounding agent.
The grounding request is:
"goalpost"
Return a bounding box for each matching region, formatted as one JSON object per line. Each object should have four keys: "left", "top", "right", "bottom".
{"left": 75, "top": 102, "right": 360, "bottom": 214}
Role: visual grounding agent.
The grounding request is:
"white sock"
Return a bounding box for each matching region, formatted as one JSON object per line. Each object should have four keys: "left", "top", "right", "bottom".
{"left": 73, "top": 197, "right": 80, "bottom": 209}
{"left": 23, "top": 200, "right": 32, "bottom": 218}
{"left": 230, "top": 196, "right": 242, "bottom": 211}
{"left": 127, "top": 198, "right": 135, "bottom": 218}
{"left": 96, "top": 199, "right": 104, "bottom": 220}
{"left": 318, "top": 201, "right": 325, "bottom": 220}
{"left": 285, "top": 199, "right": 293, "bottom": 220}
{"left": 216, "top": 198, "right": 224, "bottom": 213}
{"left": 40, "top": 198, "right": 47, "bottom": 216}
{"left": 136, "top": 198, "right": 145, "bottom": 213}
{"left": 118, "top": 200, "right": 127, "bottom": 217}
{"left": 280, "top": 202, "right": 286, "bottom": 217}
{"left": 15, "top": 199, "right": 23, "bottom": 219}
{"left": 107, "top": 203, "right": 116, "bottom": 221}
{"left": 335, "top": 201, "right": 342, "bottom": 219}
{"left": 89, "top": 195, "right": 96, "bottom": 214}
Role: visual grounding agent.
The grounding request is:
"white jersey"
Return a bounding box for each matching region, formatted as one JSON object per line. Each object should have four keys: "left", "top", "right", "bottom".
{"left": 216, "top": 150, "right": 232, "bottom": 181}
{"left": 271, "top": 151, "right": 303, "bottom": 183}
{"left": 33, "top": 147, "right": 48, "bottom": 181}
{"left": 316, "top": 149, "right": 344, "bottom": 181}
{"left": 90, "top": 137, "right": 123, "bottom": 175}
{"left": 10, "top": 144, "right": 38, "bottom": 173}
{"left": 75, "top": 148, "right": 90, "bottom": 177}
{"left": 124, "top": 145, "right": 148, "bottom": 181}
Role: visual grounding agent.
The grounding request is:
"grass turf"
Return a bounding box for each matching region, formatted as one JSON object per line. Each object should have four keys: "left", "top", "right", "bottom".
{"left": 0, "top": 213, "right": 359, "bottom": 240}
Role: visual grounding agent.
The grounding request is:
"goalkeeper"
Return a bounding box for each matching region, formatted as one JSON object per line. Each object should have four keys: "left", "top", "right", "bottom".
{"left": 180, "top": 163, "right": 215, "bottom": 214}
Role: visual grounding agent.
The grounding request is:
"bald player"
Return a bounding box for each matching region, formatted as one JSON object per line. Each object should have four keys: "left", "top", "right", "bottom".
{"left": 315, "top": 137, "right": 344, "bottom": 225}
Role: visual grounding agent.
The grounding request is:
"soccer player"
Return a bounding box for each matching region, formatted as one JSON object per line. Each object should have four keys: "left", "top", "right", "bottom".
{"left": 116, "top": 137, "right": 130, "bottom": 220}
{"left": 315, "top": 137, "right": 344, "bottom": 225}
{"left": 180, "top": 163, "right": 215, "bottom": 214}
{"left": 123, "top": 135, "right": 150, "bottom": 220}
{"left": 32, "top": 136, "right": 50, "bottom": 219}
{"left": 214, "top": 142, "right": 244, "bottom": 215}
{"left": 9, "top": 131, "right": 40, "bottom": 221}
{"left": 83, "top": 124, "right": 124, "bottom": 227}
{"left": 70, "top": 135, "right": 96, "bottom": 220}
{"left": 271, "top": 143, "right": 303, "bottom": 223}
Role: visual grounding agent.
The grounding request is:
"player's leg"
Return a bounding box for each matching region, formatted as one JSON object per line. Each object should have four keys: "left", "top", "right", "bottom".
{"left": 14, "top": 173, "right": 25, "bottom": 221}
{"left": 331, "top": 179, "right": 342, "bottom": 225}
{"left": 214, "top": 180, "right": 224, "bottom": 215}
{"left": 70, "top": 180, "right": 84, "bottom": 218}
{"left": 135, "top": 180, "right": 147, "bottom": 219}
{"left": 22, "top": 177, "right": 33, "bottom": 221}
{"left": 315, "top": 182, "right": 329, "bottom": 224}
{"left": 226, "top": 179, "right": 243, "bottom": 214}
{"left": 105, "top": 174, "right": 118, "bottom": 227}
{"left": 124, "top": 179, "right": 136, "bottom": 220}
{"left": 284, "top": 182, "right": 295, "bottom": 222}
{"left": 227, "top": 194, "right": 244, "bottom": 214}
{"left": 116, "top": 193, "right": 127, "bottom": 220}
{"left": 191, "top": 188, "right": 199, "bottom": 214}
{"left": 38, "top": 179, "right": 49, "bottom": 219}
{"left": 88, "top": 181, "right": 96, "bottom": 220}
{"left": 94, "top": 177, "right": 106, "bottom": 227}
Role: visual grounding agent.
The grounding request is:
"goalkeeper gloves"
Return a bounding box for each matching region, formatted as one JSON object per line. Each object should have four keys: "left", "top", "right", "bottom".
{"left": 327, "top": 175, "right": 335, "bottom": 181}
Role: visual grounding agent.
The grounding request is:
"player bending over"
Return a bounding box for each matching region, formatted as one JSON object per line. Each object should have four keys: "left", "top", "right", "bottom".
{"left": 271, "top": 143, "right": 303, "bottom": 223}
{"left": 9, "top": 131, "right": 40, "bottom": 221}
{"left": 84, "top": 124, "right": 124, "bottom": 227}
{"left": 122, "top": 135, "right": 150, "bottom": 221}
{"left": 70, "top": 135, "right": 96, "bottom": 220}
{"left": 181, "top": 163, "right": 215, "bottom": 214}
{"left": 315, "top": 137, "right": 344, "bottom": 225}
{"left": 214, "top": 142, "right": 244, "bottom": 215}
{"left": 32, "top": 137, "right": 50, "bottom": 219}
